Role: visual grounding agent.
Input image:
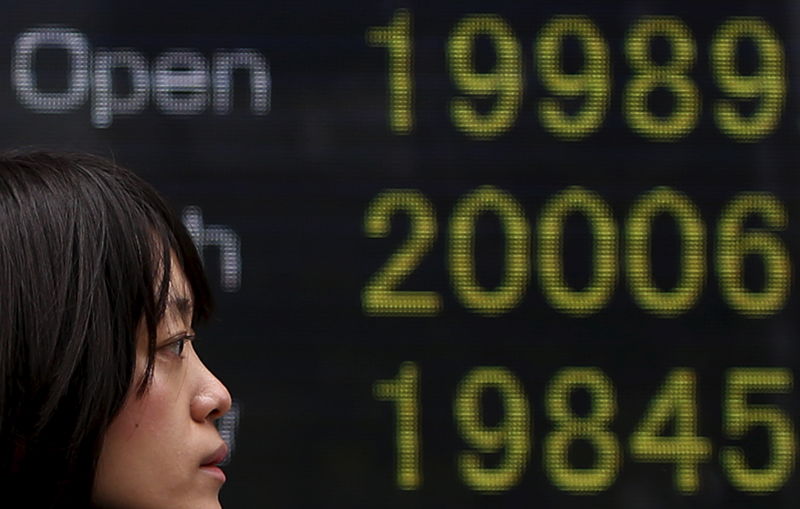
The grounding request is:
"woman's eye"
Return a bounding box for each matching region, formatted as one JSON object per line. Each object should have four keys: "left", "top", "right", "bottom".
{"left": 164, "top": 333, "right": 194, "bottom": 358}
{"left": 169, "top": 337, "right": 186, "bottom": 357}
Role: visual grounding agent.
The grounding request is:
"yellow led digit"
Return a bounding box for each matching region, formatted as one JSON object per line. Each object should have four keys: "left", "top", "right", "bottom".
{"left": 538, "top": 186, "right": 617, "bottom": 316}
{"left": 366, "top": 9, "right": 414, "bottom": 134}
{"left": 374, "top": 362, "right": 422, "bottom": 490}
{"left": 711, "top": 17, "right": 785, "bottom": 142}
{"left": 454, "top": 366, "right": 530, "bottom": 492}
{"left": 447, "top": 14, "right": 523, "bottom": 139}
{"left": 629, "top": 368, "right": 711, "bottom": 493}
{"left": 362, "top": 189, "right": 441, "bottom": 316}
{"left": 717, "top": 193, "right": 790, "bottom": 317}
{"left": 543, "top": 367, "right": 620, "bottom": 493}
{"left": 721, "top": 368, "right": 795, "bottom": 492}
{"left": 449, "top": 186, "right": 530, "bottom": 315}
{"left": 626, "top": 187, "right": 705, "bottom": 316}
{"left": 536, "top": 15, "right": 610, "bottom": 140}
{"left": 623, "top": 16, "right": 699, "bottom": 141}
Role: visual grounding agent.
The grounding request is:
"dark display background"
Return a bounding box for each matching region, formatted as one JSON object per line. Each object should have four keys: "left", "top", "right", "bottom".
{"left": 2, "top": 1, "right": 800, "bottom": 507}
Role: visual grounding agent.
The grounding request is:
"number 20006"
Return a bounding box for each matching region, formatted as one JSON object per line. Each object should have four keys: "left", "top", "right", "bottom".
{"left": 362, "top": 187, "right": 790, "bottom": 318}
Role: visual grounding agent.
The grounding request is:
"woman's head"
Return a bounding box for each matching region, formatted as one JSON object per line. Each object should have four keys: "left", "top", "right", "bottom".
{"left": 0, "top": 151, "right": 231, "bottom": 508}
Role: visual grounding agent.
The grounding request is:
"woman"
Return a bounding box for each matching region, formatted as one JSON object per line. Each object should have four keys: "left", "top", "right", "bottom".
{"left": 0, "top": 151, "right": 232, "bottom": 508}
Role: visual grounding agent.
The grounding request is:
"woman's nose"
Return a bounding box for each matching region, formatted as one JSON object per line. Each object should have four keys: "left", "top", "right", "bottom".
{"left": 190, "top": 354, "right": 233, "bottom": 422}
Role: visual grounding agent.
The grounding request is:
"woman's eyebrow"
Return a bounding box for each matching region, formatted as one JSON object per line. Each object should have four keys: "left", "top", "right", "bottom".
{"left": 167, "top": 296, "right": 194, "bottom": 319}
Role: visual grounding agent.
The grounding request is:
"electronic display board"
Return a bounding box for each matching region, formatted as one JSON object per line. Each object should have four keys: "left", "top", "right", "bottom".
{"left": 2, "top": 1, "right": 800, "bottom": 507}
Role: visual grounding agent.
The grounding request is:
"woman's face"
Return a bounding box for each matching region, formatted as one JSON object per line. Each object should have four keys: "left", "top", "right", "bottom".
{"left": 92, "top": 261, "right": 232, "bottom": 509}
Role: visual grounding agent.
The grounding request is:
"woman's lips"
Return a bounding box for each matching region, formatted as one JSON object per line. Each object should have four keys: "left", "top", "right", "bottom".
{"left": 201, "top": 442, "right": 229, "bottom": 467}
{"left": 200, "top": 464, "right": 227, "bottom": 483}
{"left": 200, "top": 443, "right": 229, "bottom": 483}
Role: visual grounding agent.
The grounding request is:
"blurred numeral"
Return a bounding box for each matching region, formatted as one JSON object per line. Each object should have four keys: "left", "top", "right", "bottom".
{"left": 454, "top": 366, "right": 531, "bottom": 491}
{"left": 363, "top": 190, "right": 441, "bottom": 315}
{"left": 624, "top": 16, "right": 700, "bottom": 141}
{"left": 538, "top": 186, "right": 617, "bottom": 316}
{"left": 374, "top": 362, "right": 422, "bottom": 489}
{"left": 711, "top": 17, "right": 785, "bottom": 142}
{"left": 625, "top": 187, "right": 705, "bottom": 316}
{"left": 721, "top": 368, "right": 795, "bottom": 492}
{"left": 448, "top": 14, "right": 523, "bottom": 139}
{"left": 536, "top": 15, "right": 610, "bottom": 140}
{"left": 543, "top": 367, "right": 621, "bottom": 492}
{"left": 716, "top": 193, "right": 790, "bottom": 317}
{"left": 449, "top": 185, "right": 530, "bottom": 315}
{"left": 629, "top": 368, "right": 711, "bottom": 493}
{"left": 367, "top": 9, "right": 414, "bottom": 133}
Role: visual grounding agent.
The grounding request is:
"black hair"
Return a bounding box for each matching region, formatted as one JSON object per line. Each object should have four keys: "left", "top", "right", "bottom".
{"left": 0, "top": 151, "right": 212, "bottom": 507}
